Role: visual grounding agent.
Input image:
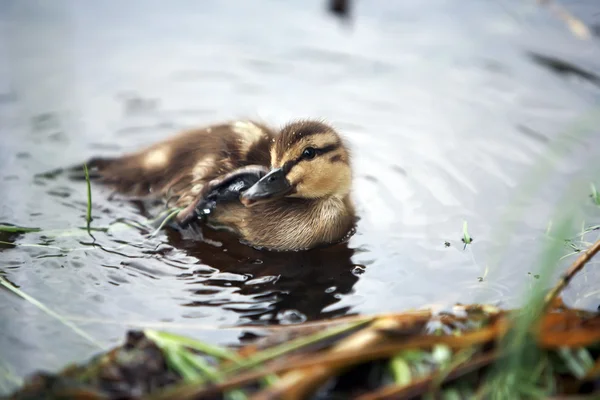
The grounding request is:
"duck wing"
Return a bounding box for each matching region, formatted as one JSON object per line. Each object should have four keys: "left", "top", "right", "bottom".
{"left": 176, "top": 165, "right": 269, "bottom": 227}
{"left": 65, "top": 122, "right": 274, "bottom": 206}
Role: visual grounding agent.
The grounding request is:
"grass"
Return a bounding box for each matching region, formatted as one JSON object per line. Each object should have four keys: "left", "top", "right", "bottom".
{"left": 480, "top": 105, "right": 600, "bottom": 305}
{"left": 480, "top": 214, "right": 574, "bottom": 399}
{"left": 1, "top": 160, "right": 183, "bottom": 259}
{"left": 389, "top": 345, "right": 453, "bottom": 387}
{"left": 389, "top": 353, "right": 413, "bottom": 385}
{"left": 144, "top": 330, "right": 242, "bottom": 363}
{"left": 3, "top": 127, "right": 598, "bottom": 400}
{"left": 3, "top": 154, "right": 598, "bottom": 399}
{"left": 556, "top": 347, "right": 595, "bottom": 379}
{"left": 144, "top": 330, "right": 247, "bottom": 400}
{"left": 591, "top": 183, "right": 600, "bottom": 206}
{"left": 149, "top": 318, "right": 371, "bottom": 400}
{"left": 141, "top": 283, "right": 600, "bottom": 400}
{"left": 4, "top": 235, "right": 600, "bottom": 398}
{"left": 83, "top": 163, "right": 93, "bottom": 232}
{"left": 0, "top": 225, "right": 41, "bottom": 233}
{"left": 146, "top": 333, "right": 221, "bottom": 386}
{"left": 552, "top": 221, "right": 600, "bottom": 259}
{"left": 0, "top": 208, "right": 185, "bottom": 259}
{"left": 149, "top": 208, "right": 184, "bottom": 237}
{"left": 462, "top": 220, "right": 473, "bottom": 250}
{"left": 477, "top": 167, "right": 600, "bottom": 399}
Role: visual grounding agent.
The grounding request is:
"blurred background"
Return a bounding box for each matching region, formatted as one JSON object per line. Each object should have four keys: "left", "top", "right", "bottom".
{"left": 1, "top": 0, "right": 599, "bottom": 394}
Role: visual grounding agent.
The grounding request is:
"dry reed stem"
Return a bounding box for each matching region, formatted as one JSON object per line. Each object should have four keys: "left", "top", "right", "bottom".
{"left": 152, "top": 318, "right": 508, "bottom": 400}
{"left": 250, "top": 317, "right": 405, "bottom": 400}
{"left": 152, "top": 239, "right": 600, "bottom": 400}
{"left": 249, "top": 318, "right": 508, "bottom": 400}
{"left": 544, "top": 239, "right": 600, "bottom": 310}
{"left": 240, "top": 311, "right": 430, "bottom": 332}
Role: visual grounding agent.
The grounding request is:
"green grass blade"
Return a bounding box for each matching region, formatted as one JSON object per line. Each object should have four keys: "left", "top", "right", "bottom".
{"left": 149, "top": 208, "right": 183, "bottom": 237}
{"left": 591, "top": 183, "right": 600, "bottom": 206}
{"left": 0, "top": 276, "right": 104, "bottom": 349}
{"left": 183, "top": 350, "right": 247, "bottom": 400}
{"left": 180, "top": 351, "right": 222, "bottom": 381}
{"left": 462, "top": 221, "right": 472, "bottom": 249}
{"left": 182, "top": 349, "right": 248, "bottom": 400}
{"left": 144, "top": 330, "right": 241, "bottom": 362}
{"left": 0, "top": 241, "right": 67, "bottom": 251}
{"left": 431, "top": 347, "right": 476, "bottom": 392}
{"left": 261, "top": 374, "right": 279, "bottom": 386}
{"left": 574, "top": 347, "right": 595, "bottom": 372}
{"left": 441, "top": 389, "right": 462, "bottom": 400}
{"left": 146, "top": 330, "right": 248, "bottom": 399}
{"left": 431, "top": 345, "right": 452, "bottom": 366}
{"left": 389, "top": 354, "right": 412, "bottom": 385}
{"left": 484, "top": 214, "right": 574, "bottom": 398}
{"left": 83, "top": 163, "right": 93, "bottom": 234}
{"left": 0, "top": 225, "right": 41, "bottom": 233}
{"left": 477, "top": 106, "right": 600, "bottom": 309}
{"left": 557, "top": 347, "right": 594, "bottom": 379}
{"left": 225, "top": 391, "right": 248, "bottom": 400}
{"left": 162, "top": 344, "right": 203, "bottom": 383}
{"left": 180, "top": 350, "right": 249, "bottom": 400}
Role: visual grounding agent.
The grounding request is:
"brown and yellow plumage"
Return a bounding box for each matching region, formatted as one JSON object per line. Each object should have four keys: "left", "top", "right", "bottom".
{"left": 84, "top": 119, "right": 356, "bottom": 251}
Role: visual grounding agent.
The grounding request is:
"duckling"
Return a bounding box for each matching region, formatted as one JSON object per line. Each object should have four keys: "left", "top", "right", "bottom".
{"left": 83, "top": 120, "right": 356, "bottom": 251}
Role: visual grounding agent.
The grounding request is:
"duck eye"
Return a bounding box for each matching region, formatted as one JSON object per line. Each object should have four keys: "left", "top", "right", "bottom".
{"left": 302, "top": 147, "right": 317, "bottom": 160}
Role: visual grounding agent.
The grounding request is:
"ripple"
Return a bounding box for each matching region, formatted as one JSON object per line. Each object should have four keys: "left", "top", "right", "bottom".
{"left": 120, "top": 259, "right": 174, "bottom": 278}
{"left": 246, "top": 276, "right": 279, "bottom": 285}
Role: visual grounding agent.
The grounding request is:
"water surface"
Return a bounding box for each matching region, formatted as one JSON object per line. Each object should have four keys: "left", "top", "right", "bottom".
{"left": 1, "top": 0, "right": 600, "bottom": 392}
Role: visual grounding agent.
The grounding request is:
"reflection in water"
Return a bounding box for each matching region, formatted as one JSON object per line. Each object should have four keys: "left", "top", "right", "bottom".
{"left": 165, "top": 227, "right": 363, "bottom": 325}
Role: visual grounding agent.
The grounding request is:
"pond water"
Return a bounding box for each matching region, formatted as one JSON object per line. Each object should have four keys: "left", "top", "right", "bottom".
{"left": 1, "top": 0, "right": 600, "bottom": 393}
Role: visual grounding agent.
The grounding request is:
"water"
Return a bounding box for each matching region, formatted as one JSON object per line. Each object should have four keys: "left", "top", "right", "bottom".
{"left": 1, "top": 0, "right": 600, "bottom": 392}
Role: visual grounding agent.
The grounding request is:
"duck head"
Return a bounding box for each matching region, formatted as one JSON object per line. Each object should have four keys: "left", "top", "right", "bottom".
{"left": 240, "top": 120, "right": 352, "bottom": 206}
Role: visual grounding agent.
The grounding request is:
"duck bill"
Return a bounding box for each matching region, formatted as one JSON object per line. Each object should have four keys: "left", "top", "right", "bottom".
{"left": 240, "top": 168, "right": 292, "bottom": 206}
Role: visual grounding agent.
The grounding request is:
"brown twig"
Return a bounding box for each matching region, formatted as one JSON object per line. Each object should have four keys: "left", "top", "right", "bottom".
{"left": 242, "top": 310, "right": 432, "bottom": 332}
{"left": 150, "top": 319, "right": 508, "bottom": 400}
{"left": 249, "top": 320, "right": 507, "bottom": 400}
{"left": 544, "top": 239, "right": 600, "bottom": 309}
{"left": 150, "top": 237, "right": 600, "bottom": 400}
